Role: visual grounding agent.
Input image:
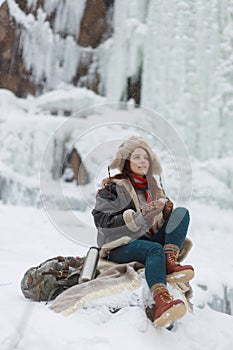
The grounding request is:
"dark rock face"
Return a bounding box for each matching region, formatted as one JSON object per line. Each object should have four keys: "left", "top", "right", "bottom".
{"left": 78, "top": 0, "right": 109, "bottom": 48}
{"left": 0, "top": 2, "right": 35, "bottom": 97}
{"left": 0, "top": 0, "right": 113, "bottom": 97}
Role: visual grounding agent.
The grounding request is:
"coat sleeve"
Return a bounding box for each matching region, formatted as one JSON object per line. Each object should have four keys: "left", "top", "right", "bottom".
{"left": 92, "top": 183, "right": 149, "bottom": 247}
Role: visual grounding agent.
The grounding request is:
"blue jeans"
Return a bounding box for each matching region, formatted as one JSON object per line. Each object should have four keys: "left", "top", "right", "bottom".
{"left": 108, "top": 207, "right": 190, "bottom": 288}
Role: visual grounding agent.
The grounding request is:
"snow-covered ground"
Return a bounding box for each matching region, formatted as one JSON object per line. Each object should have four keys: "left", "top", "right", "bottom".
{"left": 0, "top": 202, "right": 233, "bottom": 350}
{"left": 0, "top": 88, "right": 233, "bottom": 349}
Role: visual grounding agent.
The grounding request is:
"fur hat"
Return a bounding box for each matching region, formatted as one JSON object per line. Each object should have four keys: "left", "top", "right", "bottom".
{"left": 109, "top": 136, "right": 162, "bottom": 175}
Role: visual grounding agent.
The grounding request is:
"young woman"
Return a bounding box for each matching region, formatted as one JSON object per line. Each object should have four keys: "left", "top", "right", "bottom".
{"left": 92, "top": 136, "right": 194, "bottom": 328}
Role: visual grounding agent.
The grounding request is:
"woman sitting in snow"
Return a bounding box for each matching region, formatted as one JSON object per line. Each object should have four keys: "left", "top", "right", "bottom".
{"left": 92, "top": 136, "right": 194, "bottom": 328}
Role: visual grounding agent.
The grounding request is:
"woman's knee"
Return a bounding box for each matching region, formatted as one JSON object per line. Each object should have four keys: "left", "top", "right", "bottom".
{"left": 174, "top": 206, "right": 189, "bottom": 215}
{"left": 176, "top": 207, "right": 190, "bottom": 223}
{"left": 165, "top": 207, "right": 190, "bottom": 234}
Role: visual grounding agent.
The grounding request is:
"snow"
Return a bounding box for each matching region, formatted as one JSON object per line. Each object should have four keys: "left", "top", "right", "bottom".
{"left": 0, "top": 88, "right": 233, "bottom": 349}
{"left": 1, "top": 202, "right": 233, "bottom": 350}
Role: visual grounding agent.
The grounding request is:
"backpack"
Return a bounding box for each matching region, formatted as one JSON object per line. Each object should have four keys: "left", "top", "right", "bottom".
{"left": 21, "top": 255, "right": 85, "bottom": 302}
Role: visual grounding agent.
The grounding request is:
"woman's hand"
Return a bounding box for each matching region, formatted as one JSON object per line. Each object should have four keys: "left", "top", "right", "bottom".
{"left": 141, "top": 200, "right": 165, "bottom": 221}
{"left": 162, "top": 200, "right": 173, "bottom": 220}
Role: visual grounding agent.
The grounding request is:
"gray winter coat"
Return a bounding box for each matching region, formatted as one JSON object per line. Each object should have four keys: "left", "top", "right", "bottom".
{"left": 92, "top": 178, "right": 166, "bottom": 251}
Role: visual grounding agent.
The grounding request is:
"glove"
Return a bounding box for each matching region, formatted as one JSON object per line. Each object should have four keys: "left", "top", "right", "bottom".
{"left": 162, "top": 200, "right": 173, "bottom": 220}
{"left": 141, "top": 200, "right": 165, "bottom": 221}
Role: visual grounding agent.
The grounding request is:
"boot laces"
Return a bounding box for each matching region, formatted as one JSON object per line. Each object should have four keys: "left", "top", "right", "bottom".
{"left": 158, "top": 289, "right": 173, "bottom": 303}
{"left": 168, "top": 253, "right": 179, "bottom": 265}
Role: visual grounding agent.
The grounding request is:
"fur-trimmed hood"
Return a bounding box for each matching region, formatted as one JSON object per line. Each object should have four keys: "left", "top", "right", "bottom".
{"left": 109, "top": 136, "right": 162, "bottom": 175}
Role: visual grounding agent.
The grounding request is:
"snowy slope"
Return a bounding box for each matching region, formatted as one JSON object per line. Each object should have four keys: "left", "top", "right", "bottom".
{"left": 1, "top": 203, "right": 233, "bottom": 350}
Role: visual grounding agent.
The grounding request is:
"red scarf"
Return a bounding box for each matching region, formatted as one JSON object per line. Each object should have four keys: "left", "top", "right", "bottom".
{"left": 131, "top": 174, "right": 152, "bottom": 203}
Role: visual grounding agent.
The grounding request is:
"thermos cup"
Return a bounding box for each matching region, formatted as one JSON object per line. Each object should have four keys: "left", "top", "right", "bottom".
{"left": 79, "top": 246, "right": 99, "bottom": 283}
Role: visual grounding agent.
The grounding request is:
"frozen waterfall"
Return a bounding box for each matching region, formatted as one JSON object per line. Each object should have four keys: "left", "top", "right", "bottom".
{"left": 6, "top": 0, "right": 233, "bottom": 160}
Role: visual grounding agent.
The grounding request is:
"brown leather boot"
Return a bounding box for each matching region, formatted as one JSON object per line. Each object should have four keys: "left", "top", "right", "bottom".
{"left": 164, "top": 244, "right": 194, "bottom": 283}
{"left": 152, "top": 283, "right": 186, "bottom": 328}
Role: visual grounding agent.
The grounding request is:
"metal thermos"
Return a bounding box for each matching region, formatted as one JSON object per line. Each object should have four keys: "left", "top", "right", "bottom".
{"left": 79, "top": 246, "right": 99, "bottom": 283}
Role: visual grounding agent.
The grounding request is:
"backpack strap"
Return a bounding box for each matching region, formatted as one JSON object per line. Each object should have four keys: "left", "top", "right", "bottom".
{"left": 42, "top": 269, "right": 70, "bottom": 278}
{"left": 42, "top": 256, "right": 75, "bottom": 278}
